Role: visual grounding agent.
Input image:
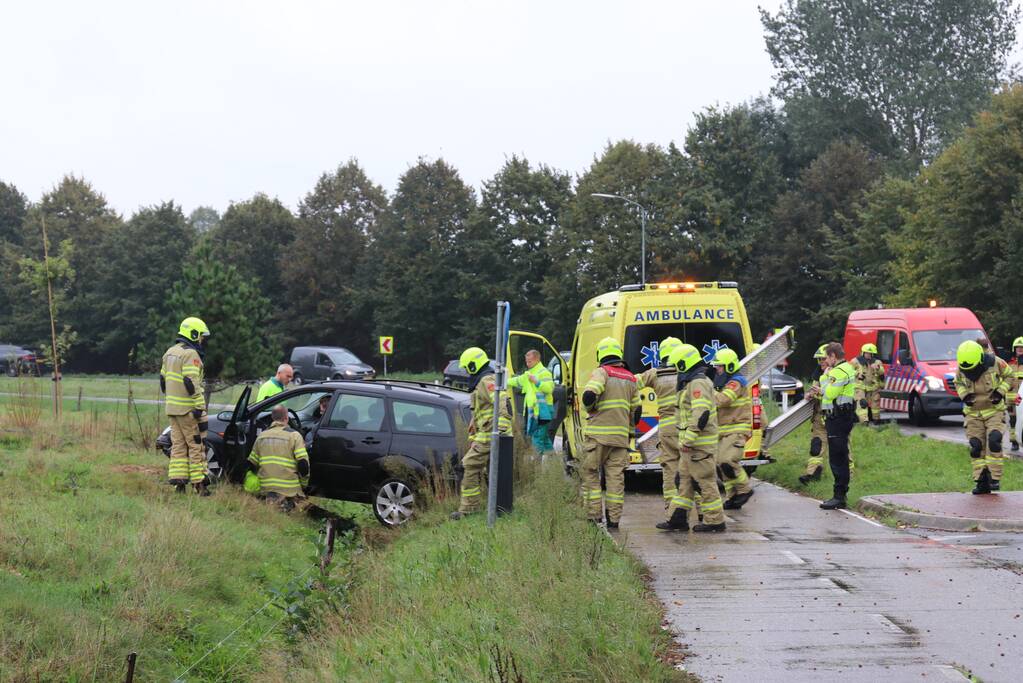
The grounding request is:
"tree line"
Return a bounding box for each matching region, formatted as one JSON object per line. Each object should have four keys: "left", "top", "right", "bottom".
{"left": 0, "top": 0, "right": 1020, "bottom": 377}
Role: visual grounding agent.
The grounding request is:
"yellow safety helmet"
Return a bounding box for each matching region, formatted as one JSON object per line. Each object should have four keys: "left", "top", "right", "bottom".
{"left": 459, "top": 347, "right": 490, "bottom": 375}
{"left": 1013, "top": 336, "right": 1023, "bottom": 349}
{"left": 667, "top": 343, "right": 701, "bottom": 373}
{"left": 813, "top": 344, "right": 828, "bottom": 360}
{"left": 710, "top": 347, "right": 740, "bottom": 374}
{"left": 596, "top": 337, "right": 623, "bottom": 363}
{"left": 861, "top": 343, "right": 878, "bottom": 355}
{"left": 658, "top": 336, "right": 682, "bottom": 362}
{"left": 957, "top": 340, "right": 984, "bottom": 370}
{"left": 178, "top": 316, "right": 210, "bottom": 342}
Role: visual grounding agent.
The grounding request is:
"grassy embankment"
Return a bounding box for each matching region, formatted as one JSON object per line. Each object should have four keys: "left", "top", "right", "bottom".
{"left": 756, "top": 418, "right": 1021, "bottom": 506}
{"left": 0, "top": 392, "right": 688, "bottom": 682}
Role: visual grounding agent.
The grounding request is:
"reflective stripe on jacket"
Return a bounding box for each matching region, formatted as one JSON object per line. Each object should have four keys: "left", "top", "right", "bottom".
{"left": 248, "top": 421, "right": 308, "bottom": 496}
{"left": 679, "top": 374, "right": 718, "bottom": 450}
{"left": 955, "top": 357, "right": 1013, "bottom": 418}
{"left": 470, "top": 373, "right": 512, "bottom": 444}
{"left": 821, "top": 362, "right": 856, "bottom": 411}
{"left": 584, "top": 365, "right": 640, "bottom": 447}
{"left": 715, "top": 374, "right": 752, "bottom": 435}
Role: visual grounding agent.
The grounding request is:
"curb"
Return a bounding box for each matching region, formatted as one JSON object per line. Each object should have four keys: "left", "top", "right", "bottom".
{"left": 858, "top": 495, "right": 1023, "bottom": 532}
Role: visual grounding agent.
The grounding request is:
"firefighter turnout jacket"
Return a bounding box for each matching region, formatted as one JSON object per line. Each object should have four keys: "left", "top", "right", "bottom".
{"left": 584, "top": 365, "right": 640, "bottom": 447}
{"left": 161, "top": 341, "right": 205, "bottom": 416}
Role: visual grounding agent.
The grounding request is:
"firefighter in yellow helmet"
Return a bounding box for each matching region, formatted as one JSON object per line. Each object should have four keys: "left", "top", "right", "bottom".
{"left": 637, "top": 337, "right": 683, "bottom": 507}
{"left": 161, "top": 317, "right": 211, "bottom": 495}
{"left": 581, "top": 337, "right": 640, "bottom": 529}
{"left": 710, "top": 348, "right": 754, "bottom": 510}
{"left": 451, "top": 347, "right": 512, "bottom": 519}
{"left": 800, "top": 344, "right": 830, "bottom": 485}
{"left": 954, "top": 340, "right": 1013, "bottom": 494}
{"left": 657, "top": 343, "right": 724, "bottom": 532}
{"left": 851, "top": 343, "right": 885, "bottom": 426}
{"left": 1006, "top": 336, "right": 1023, "bottom": 451}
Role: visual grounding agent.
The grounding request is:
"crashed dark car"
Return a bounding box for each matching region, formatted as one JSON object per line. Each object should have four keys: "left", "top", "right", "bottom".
{"left": 159, "top": 379, "right": 470, "bottom": 526}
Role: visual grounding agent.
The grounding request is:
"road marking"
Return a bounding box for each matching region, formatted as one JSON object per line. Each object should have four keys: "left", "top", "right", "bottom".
{"left": 818, "top": 577, "right": 846, "bottom": 594}
{"left": 928, "top": 534, "right": 976, "bottom": 542}
{"left": 960, "top": 545, "right": 1005, "bottom": 550}
{"left": 780, "top": 550, "right": 805, "bottom": 565}
{"left": 750, "top": 533, "right": 770, "bottom": 541}
{"left": 838, "top": 508, "right": 886, "bottom": 528}
{"left": 871, "top": 614, "right": 905, "bottom": 633}
{"left": 933, "top": 665, "right": 971, "bottom": 681}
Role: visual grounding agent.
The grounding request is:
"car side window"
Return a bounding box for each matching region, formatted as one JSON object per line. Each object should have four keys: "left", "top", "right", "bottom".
{"left": 392, "top": 400, "right": 453, "bottom": 435}
{"left": 316, "top": 353, "right": 332, "bottom": 366}
{"left": 876, "top": 330, "right": 895, "bottom": 363}
{"left": 897, "top": 332, "right": 910, "bottom": 357}
{"left": 328, "top": 394, "right": 386, "bottom": 431}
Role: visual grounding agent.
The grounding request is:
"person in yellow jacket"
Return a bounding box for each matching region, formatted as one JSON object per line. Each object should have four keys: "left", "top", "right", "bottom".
{"left": 851, "top": 343, "right": 885, "bottom": 426}
{"left": 247, "top": 405, "right": 309, "bottom": 511}
{"left": 161, "top": 317, "right": 211, "bottom": 495}
{"left": 451, "top": 347, "right": 512, "bottom": 519}
{"left": 954, "top": 340, "right": 1014, "bottom": 494}
{"left": 637, "top": 337, "right": 682, "bottom": 507}
{"left": 1006, "top": 337, "right": 1023, "bottom": 452}
{"left": 819, "top": 342, "right": 856, "bottom": 510}
{"left": 581, "top": 337, "right": 640, "bottom": 529}
{"left": 256, "top": 364, "right": 294, "bottom": 402}
{"left": 710, "top": 348, "right": 754, "bottom": 510}
{"left": 657, "top": 344, "right": 725, "bottom": 533}
{"left": 508, "top": 349, "right": 555, "bottom": 454}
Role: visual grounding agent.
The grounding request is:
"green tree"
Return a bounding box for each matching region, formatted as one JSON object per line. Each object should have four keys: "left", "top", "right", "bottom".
{"left": 283, "top": 160, "right": 387, "bottom": 357}
{"left": 159, "top": 240, "right": 277, "bottom": 380}
{"left": 889, "top": 85, "right": 1023, "bottom": 343}
{"left": 215, "top": 194, "right": 296, "bottom": 302}
{"left": 95, "top": 202, "right": 196, "bottom": 366}
{"left": 542, "top": 141, "right": 668, "bottom": 347}
{"left": 369, "top": 158, "right": 475, "bottom": 370}
{"left": 457, "top": 157, "right": 572, "bottom": 348}
{"left": 15, "top": 238, "right": 76, "bottom": 363}
{"left": 762, "top": 0, "right": 1019, "bottom": 163}
{"left": 188, "top": 206, "right": 221, "bottom": 234}
{"left": 0, "top": 180, "right": 28, "bottom": 245}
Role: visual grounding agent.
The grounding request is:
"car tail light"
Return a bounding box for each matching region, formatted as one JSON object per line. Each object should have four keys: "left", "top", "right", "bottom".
{"left": 751, "top": 383, "right": 762, "bottom": 430}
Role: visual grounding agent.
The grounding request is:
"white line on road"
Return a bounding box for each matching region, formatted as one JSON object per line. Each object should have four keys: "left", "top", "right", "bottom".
{"left": 838, "top": 508, "right": 886, "bottom": 528}
{"left": 780, "top": 550, "right": 805, "bottom": 565}
{"left": 818, "top": 577, "right": 846, "bottom": 594}
{"left": 871, "top": 613, "right": 906, "bottom": 634}
{"left": 933, "top": 665, "right": 971, "bottom": 681}
{"left": 928, "top": 534, "right": 977, "bottom": 542}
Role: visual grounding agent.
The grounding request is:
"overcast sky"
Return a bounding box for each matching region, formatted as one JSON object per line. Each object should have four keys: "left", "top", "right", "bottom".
{"left": 1, "top": 1, "right": 784, "bottom": 216}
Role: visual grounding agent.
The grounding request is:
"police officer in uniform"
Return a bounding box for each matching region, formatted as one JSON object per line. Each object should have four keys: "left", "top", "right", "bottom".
{"left": 161, "top": 317, "right": 211, "bottom": 495}
{"left": 637, "top": 337, "right": 682, "bottom": 507}
{"left": 451, "top": 347, "right": 512, "bottom": 519}
{"left": 657, "top": 344, "right": 725, "bottom": 533}
{"left": 819, "top": 342, "right": 856, "bottom": 510}
{"left": 710, "top": 348, "right": 754, "bottom": 510}
{"left": 581, "top": 338, "right": 640, "bottom": 529}
{"left": 954, "top": 340, "right": 1014, "bottom": 494}
{"left": 248, "top": 405, "right": 310, "bottom": 511}
{"left": 851, "top": 343, "right": 885, "bottom": 426}
{"left": 1006, "top": 337, "right": 1023, "bottom": 451}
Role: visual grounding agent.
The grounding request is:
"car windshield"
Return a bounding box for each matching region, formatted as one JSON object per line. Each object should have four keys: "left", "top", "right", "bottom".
{"left": 624, "top": 323, "right": 746, "bottom": 373}
{"left": 912, "top": 329, "right": 984, "bottom": 361}
{"left": 327, "top": 349, "right": 360, "bottom": 365}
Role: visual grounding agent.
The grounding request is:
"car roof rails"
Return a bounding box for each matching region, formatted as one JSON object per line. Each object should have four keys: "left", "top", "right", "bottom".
{"left": 372, "top": 379, "right": 468, "bottom": 398}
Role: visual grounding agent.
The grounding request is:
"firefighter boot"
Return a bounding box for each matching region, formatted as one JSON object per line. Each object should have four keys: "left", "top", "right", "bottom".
{"left": 174, "top": 483, "right": 187, "bottom": 494}
{"left": 692, "top": 521, "right": 726, "bottom": 533}
{"left": 798, "top": 467, "right": 822, "bottom": 485}
{"left": 820, "top": 497, "right": 847, "bottom": 510}
{"left": 991, "top": 479, "right": 1001, "bottom": 492}
{"left": 973, "top": 469, "right": 992, "bottom": 495}
{"left": 725, "top": 489, "right": 755, "bottom": 510}
{"left": 656, "top": 507, "right": 689, "bottom": 531}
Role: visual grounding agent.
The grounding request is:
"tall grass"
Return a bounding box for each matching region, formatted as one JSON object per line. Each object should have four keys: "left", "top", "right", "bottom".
{"left": 284, "top": 462, "right": 692, "bottom": 682}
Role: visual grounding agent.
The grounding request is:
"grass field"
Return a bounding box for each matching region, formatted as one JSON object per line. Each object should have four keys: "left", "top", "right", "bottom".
{"left": 0, "top": 397, "right": 686, "bottom": 682}
{"left": 756, "top": 419, "right": 1021, "bottom": 506}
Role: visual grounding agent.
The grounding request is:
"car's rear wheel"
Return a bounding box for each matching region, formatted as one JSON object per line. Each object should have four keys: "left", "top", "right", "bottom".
{"left": 373, "top": 477, "right": 416, "bottom": 527}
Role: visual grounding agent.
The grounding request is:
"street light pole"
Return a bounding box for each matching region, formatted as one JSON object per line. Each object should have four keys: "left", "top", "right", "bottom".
{"left": 591, "top": 193, "right": 649, "bottom": 286}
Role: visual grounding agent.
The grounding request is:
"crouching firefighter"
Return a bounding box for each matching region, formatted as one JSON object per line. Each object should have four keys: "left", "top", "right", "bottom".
{"left": 161, "top": 316, "right": 212, "bottom": 495}
{"left": 248, "top": 405, "right": 309, "bottom": 511}
{"left": 451, "top": 347, "right": 512, "bottom": 520}
{"left": 581, "top": 337, "right": 640, "bottom": 529}
{"left": 637, "top": 337, "right": 683, "bottom": 507}
{"left": 658, "top": 343, "right": 725, "bottom": 533}
{"left": 955, "top": 340, "right": 1013, "bottom": 494}
{"left": 710, "top": 348, "right": 754, "bottom": 510}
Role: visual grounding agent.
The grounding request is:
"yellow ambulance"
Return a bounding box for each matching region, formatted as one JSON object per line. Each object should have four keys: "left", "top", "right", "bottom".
{"left": 507, "top": 281, "right": 768, "bottom": 473}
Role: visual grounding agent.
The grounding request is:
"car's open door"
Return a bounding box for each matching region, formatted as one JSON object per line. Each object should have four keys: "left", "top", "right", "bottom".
{"left": 221, "top": 385, "right": 252, "bottom": 478}
{"left": 506, "top": 330, "right": 569, "bottom": 441}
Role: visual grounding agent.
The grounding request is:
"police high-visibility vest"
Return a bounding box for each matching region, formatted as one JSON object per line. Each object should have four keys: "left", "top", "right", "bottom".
{"left": 821, "top": 361, "right": 856, "bottom": 412}
{"left": 256, "top": 377, "right": 285, "bottom": 403}
{"left": 161, "top": 341, "right": 205, "bottom": 416}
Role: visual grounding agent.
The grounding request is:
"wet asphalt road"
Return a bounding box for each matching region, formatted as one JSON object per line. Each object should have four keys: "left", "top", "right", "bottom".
{"left": 620, "top": 481, "right": 1023, "bottom": 682}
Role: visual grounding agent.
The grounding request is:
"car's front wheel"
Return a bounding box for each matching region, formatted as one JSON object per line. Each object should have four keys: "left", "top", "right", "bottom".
{"left": 372, "top": 477, "right": 416, "bottom": 527}
{"left": 909, "top": 393, "right": 929, "bottom": 426}
{"left": 292, "top": 372, "right": 303, "bottom": 385}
